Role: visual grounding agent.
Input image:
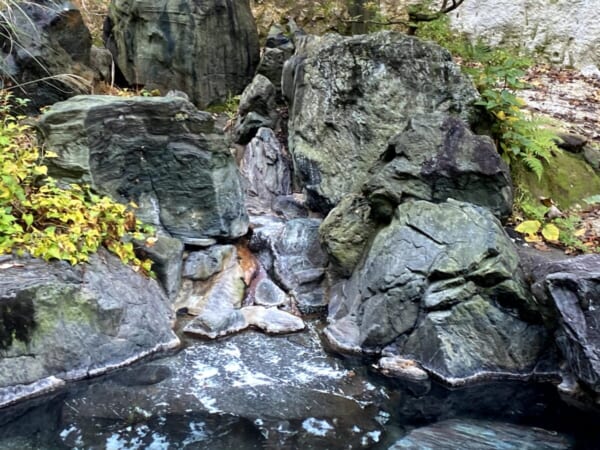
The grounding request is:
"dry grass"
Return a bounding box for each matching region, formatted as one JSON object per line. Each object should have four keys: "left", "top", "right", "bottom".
{"left": 71, "top": 0, "right": 109, "bottom": 44}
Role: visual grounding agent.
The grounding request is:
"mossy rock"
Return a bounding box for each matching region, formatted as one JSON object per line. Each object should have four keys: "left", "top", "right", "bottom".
{"left": 513, "top": 152, "right": 600, "bottom": 210}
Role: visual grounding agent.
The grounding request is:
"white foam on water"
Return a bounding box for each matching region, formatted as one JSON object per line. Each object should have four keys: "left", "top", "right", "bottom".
{"left": 301, "top": 418, "right": 334, "bottom": 437}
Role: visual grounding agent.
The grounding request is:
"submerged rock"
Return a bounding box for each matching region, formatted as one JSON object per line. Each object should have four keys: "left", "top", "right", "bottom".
{"left": 104, "top": 0, "right": 260, "bottom": 107}
{"left": 0, "top": 250, "right": 179, "bottom": 408}
{"left": 325, "top": 200, "right": 546, "bottom": 384}
{"left": 283, "top": 31, "right": 478, "bottom": 212}
{"left": 37, "top": 95, "right": 248, "bottom": 241}
{"left": 389, "top": 419, "right": 574, "bottom": 449}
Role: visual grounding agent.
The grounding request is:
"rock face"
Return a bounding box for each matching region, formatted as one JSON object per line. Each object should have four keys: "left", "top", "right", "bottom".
{"left": 325, "top": 200, "right": 546, "bottom": 384}
{"left": 37, "top": 95, "right": 248, "bottom": 241}
{"left": 389, "top": 419, "right": 574, "bottom": 450}
{"left": 104, "top": 0, "right": 260, "bottom": 108}
{"left": 234, "top": 75, "right": 279, "bottom": 145}
{"left": 0, "top": 0, "right": 93, "bottom": 110}
{"left": 0, "top": 251, "right": 179, "bottom": 408}
{"left": 449, "top": 0, "right": 600, "bottom": 69}
{"left": 527, "top": 255, "right": 600, "bottom": 396}
{"left": 364, "top": 113, "right": 513, "bottom": 221}
{"left": 283, "top": 31, "right": 479, "bottom": 212}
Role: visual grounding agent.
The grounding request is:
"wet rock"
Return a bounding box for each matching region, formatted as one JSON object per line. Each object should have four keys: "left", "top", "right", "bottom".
{"left": 319, "top": 194, "right": 378, "bottom": 277}
{"left": 325, "top": 200, "right": 546, "bottom": 384}
{"left": 283, "top": 31, "right": 478, "bottom": 213}
{"left": 241, "top": 306, "right": 305, "bottom": 334}
{"left": 389, "top": 419, "right": 574, "bottom": 449}
{"left": 104, "top": 0, "right": 260, "bottom": 107}
{"left": 247, "top": 271, "right": 290, "bottom": 307}
{"left": 233, "top": 75, "right": 279, "bottom": 144}
{"left": 374, "top": 357, "right": 429, "bottom": 383}
{"left": 176, "top": 245, "right": 246, "bottom": 338}
{"left": 364, "top": 113, "right": 513, "bottom": 221}
{"left": 527, "top": 254, "right": 600, "bottom": 396}
{"left": 182, "top": 246, "right": 233, "bottom": 282}
{"left": 241, "top": 127, "right": 292, "bottom": 208}
{"left": 37, "top": 95, "right": 248, "bottom": 241}
{"left": 135, "top": 235, "right": 183, "bottom": 300}
{"left": 0, "top": 0, "right": 93, "bottom": 110}
{"left": 0, "top": 249, "right": 179, "bottom": 408}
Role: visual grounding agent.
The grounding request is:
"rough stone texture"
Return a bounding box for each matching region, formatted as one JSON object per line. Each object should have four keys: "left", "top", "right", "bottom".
{"left": 104, "top": 0, "right": 260, "bottom": 108}
{"left": 257, "top": 23, "right": 296, "bottom": 90}
{"left": 182, "top": 246, "right": 233, "bottom": 282}
{"left": 134, "top": 235, "right": 183, "bottom": 300}
{"left": 283, "top": 31, "right": 479, "bottom": 212}
{"left": 389, "top": 419, "right": 574, "bottom": 450}
{"left": 0, "top": 250, "right": 179, "bottom": 408}
{"left": 37, "top": 95, "right": 248, "bottom": 241}
{"left": 233, "top": 75, "right": 279, "bottom": 145}
{"left": 241, "top": 127, "right": 293, "bottom": 209}
{"left": 364, "top": 113, "right": 513, "bottom": 221}
{"left": 449, "top": 0, "right": 600, "bottom": 69}
{"left": 324, "top": 200, "right": 546, "bottom": 384}
{"left": 249, "top": 216, "right": 329, "bottom": 314}
{"left": 526, "top": 254, "right": 600, "bottom": 395}
{"left": 319, "top": 194, "right": 378, "bottom": 277}
{"left": 0, "top": 0, "right": 93, "bottom": 110}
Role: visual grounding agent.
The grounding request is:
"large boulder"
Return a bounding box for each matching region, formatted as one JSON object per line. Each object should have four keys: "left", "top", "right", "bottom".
{"left": 0, "top": 0, "right": 93, "bottom": 111}
{"left": 526, "top": 254, "right": 600, "bottom": 398}
{"left": 324, "top": 200, "right": 547, "bottom": 384}
{"left": 283, "top": 31, "right": 479, "bottom": 213}
{"left": 104, "top": 0, "right": 260, "bottom": 108}
{"left": 0, "top": 250, "right": 179, "bottom": 408}
{"left": 364, "top": 113, "right": 513, "bottom": 221}
{"left": 37, "top": 95, "right": 248, "bottom": 241}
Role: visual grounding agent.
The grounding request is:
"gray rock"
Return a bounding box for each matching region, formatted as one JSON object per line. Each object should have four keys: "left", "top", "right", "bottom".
{"left": 89, "top": 46, "right": 113, "bottom": 83}
{"left": 257, "top": 24, "right": 296, "bottom": 90}
{"left": 241, "top": 306, "right": 305, "bottom": 334}
{"left": 364, "top": 113, "right": 513, "bottom": 221}
{"left": 0, "top": 250, "right": 179, "bottom": 408}
{"left": 319, "top": 193, "right": 378, "bottom": 277}
{"left": 135, "top": 235, "right": 183, "bottom": 300}
{"left": 248, "top": 216, "right": 329, "bottom": 314}
{"left": 248, "top": 273, "right": 290, "bottom": 307}
{"left": 584, "top": 144, "right": 600, "bottom": 170}
{"left": 527, "top": 254, "right": 600, "bottom": 395}
{"left": 241, "top": 127, "right": 292, "bottom": 208}
{"left": 324, "top": 200, "right": 545, "bottom": 384}
{"left": 283, "top": 31, "right": 479, "bottom": 213}
{"left": 233, "top": 75, "right": 279, "bottom": 144}
{"left": 37, "top": 95, "right": 248, "bottom": 241}
{"left": 0, "top": 1, "right": 93, "bottom": 110}
{"left": 104, "top": 0, "right": 260, "bottom": 108}
{"left": 389, "top": 419, "right": 574, "bottom": 450}
{"left": 182, "top": 246, "right": 233, "bottom": 281}
{"left": 556, "top": 132, "right": 588, "bottom": 153}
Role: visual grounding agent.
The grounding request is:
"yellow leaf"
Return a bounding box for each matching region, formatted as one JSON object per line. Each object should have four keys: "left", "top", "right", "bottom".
{"left": 44, "top": 151, "right": 59, "bottom": 158}
{"left": 541, "top": 223, "right": 560, "bottom": 242}
{"left": 515, "top": 220, "right": 541, "bottom": 235}
{"left": 33, "top": 165, "right": 48, "bottom": 176}
{"left": 145, "top": 237, "right": 158, "bottom": 247}
{"left": 524, "top": 234, "right": 542, "bottom": 243}
{"left": 494, "top": 110, "right": 507, "bottom": 121}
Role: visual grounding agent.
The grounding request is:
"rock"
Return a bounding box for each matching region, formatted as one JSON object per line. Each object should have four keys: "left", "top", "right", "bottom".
{"left": 283, "top": 31, "right": 479, "bottom": 213}
{"left": 556, "top": 132, "right": 588, "bottom": 153}
{"left": 0, "top": 0, "right": 93, "bottom": 110}
{"left": 246, "top": 270, "right": 290, "bottom": 307}
{"left": 37, "top": 95, "right": 248, "bottom": 240}
{"left": 364, "top": 113, "right": 513, "bottom": 221}
{"left": 89, "top": 46, "right": 113, "bottom": 83}
{"left": 257, "top": 23, "right": 296, "bottom": 90}
{"left": 319, "top": 194, "right": 378, "bottom": 277}
{"left": 241, "top": 306, "right": 305, "bottom": 334}
{"left": 584, "top": 144, "right": 600, "bottom": 171}
{"left": 449, "top": 0, "right": 600, "bottom": 69}
{"left": 135, "top": 235, "right": 183, "bottom": 300}
{"left": 324, "top": 200, "right": 546, "bottom": 384}
{"left": 526, "top": 254, "right": 600, "bottom": 395}
{"left": 0, "top": 250, "right": 179, "bottom": 408}
{"left": 182, "top": 246, "right": 233, "bottom": 281}
{"left": 241, "top": 127, "right": 293, "bottom": 208}
{"left": 104, "top": 0, "right": 260, "bottom": 108}
{"left": 233, "top": 75, "right": 279, "bottom": 145}
{"left": 271, "top": 194, "right": 309, "bottom": 220}
{"left": 389, "top": 419, "right": 574, "bottom": 450}
{"left": 374, "top": 357, "right": 429, "bottom": 383}
{"left": 176, "top": 245, "right": 246, "bottom": 337}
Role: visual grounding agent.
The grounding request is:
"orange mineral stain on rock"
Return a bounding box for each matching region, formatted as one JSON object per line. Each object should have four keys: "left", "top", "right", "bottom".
{"left": 236, "top": 243, "right": 259, "bottom": 287}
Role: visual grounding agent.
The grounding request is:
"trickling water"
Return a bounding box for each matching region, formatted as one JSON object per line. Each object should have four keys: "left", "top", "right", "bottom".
{"left": 0, "top": 322, "right": 599, "bottom": 449}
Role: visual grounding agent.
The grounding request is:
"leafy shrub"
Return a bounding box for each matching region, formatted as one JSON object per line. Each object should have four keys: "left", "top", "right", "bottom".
{"left": 0, "top": 92, "right": 154, "bottom": 273}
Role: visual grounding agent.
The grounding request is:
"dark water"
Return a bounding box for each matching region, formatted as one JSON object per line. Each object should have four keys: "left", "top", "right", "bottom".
{"left": 1, "top": 325, "right": 599, "bottom": 449}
